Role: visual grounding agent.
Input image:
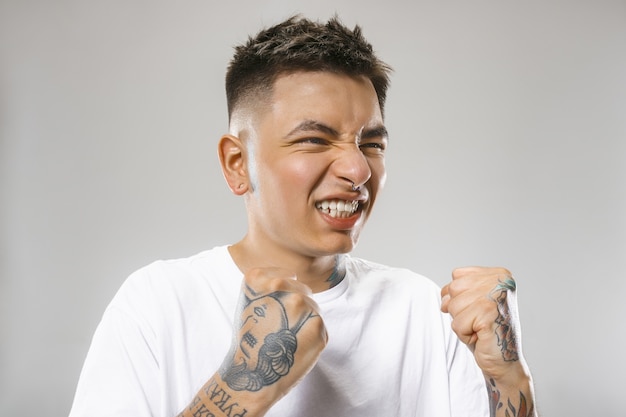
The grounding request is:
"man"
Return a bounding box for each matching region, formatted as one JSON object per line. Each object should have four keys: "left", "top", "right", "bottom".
{"left": 70, "top": 16, "right": 537, "bottom": 417}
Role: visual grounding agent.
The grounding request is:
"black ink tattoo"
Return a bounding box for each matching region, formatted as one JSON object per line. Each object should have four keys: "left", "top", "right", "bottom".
{"left": 222, "top": 329, "right": 297, "bottom": 391}
{"left": 490, "top": 277, "right": 519, "bottom": 362}
{"left": 487, "top": 378, "right": 534, "bottom": 417}
{"left": 221, "top": 292, "right": 316, "bottom": 392}
{"left": 181, "top": 378, "right": 248, "bottom": 417}
{"left": 325, "top": 255, "right": 347, "bottom": 289}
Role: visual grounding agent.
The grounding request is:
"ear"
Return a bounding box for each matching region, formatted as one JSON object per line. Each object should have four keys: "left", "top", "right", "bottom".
{"left": 218, "top": 134, "right": 250, "bottom": 195}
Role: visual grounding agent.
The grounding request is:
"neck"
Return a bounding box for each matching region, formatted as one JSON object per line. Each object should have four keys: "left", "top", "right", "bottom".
{"left": 228, "top": 237, "right": 346, "bottom": 293}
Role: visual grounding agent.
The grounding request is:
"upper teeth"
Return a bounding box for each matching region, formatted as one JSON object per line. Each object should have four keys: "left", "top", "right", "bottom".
{"left": 316, "top": 200, "right": 359, "bottom": 218}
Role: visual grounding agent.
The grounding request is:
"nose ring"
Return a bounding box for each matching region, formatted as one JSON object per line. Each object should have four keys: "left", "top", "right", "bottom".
{"left": 351, "top": 182, "right": 361, "bottom": 192}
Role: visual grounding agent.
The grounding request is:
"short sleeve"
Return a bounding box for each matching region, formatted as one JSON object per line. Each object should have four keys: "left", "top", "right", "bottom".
{"left": 447, "top": 329, "right": 490, "bottom": 417}
{"left": 69, "top": 283, "right": 160, "bottom": 417}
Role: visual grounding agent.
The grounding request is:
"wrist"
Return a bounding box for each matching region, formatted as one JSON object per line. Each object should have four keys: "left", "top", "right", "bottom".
{"left": 484, "top": 365, "right": 537, "bottom": 417}
{"left": 181, "top": 373, "right": 271, "bottom": 417}
{"left": 483, "top": 359, "right": 533, "bottom": 390}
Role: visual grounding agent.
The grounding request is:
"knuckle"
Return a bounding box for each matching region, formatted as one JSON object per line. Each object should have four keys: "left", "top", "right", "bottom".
{"left": 283, "top": 292, "right": 312, "bottom": 312}
{"left": 450, "top": 318, "right": 464, "bottom": 335}
{"left": 500, "top": 267, "right": 513, "bottom": 277}
{"left": 447, "top": 279, "right": 465, "bottom": 297}
{"left": 267, "top": 277, "right": 288, "bottom": 293}
{"left": 244, "top": 267, "right": 268, "bottom": 286}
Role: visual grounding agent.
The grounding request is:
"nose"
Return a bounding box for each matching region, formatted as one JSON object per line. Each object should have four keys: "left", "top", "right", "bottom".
{"left": 334, "top": 144, "right": 371, "bottom": 189}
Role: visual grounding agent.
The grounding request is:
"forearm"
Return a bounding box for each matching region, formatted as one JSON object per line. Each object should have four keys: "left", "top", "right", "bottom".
{"left": 176, "top": 374, "right": 264, "bottom": 417}
{"left": 484, "top": 365, "right": 537, "bottom": 417}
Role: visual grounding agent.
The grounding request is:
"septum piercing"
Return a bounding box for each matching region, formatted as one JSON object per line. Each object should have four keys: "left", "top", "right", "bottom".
{"left": 351, "top": 182, "right": 361, "bottom": 192}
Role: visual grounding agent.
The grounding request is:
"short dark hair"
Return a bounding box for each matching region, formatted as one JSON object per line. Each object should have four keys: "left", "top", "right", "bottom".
{"left": 225, "top": 15, "right": 393, "bottom": 120}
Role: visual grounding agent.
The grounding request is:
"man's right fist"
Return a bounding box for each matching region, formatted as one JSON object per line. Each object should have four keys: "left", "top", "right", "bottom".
{"left": 219, "top": 267, "right": 327, "bottom": 404}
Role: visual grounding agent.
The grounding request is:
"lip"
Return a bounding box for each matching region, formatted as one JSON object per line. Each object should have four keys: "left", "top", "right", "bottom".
{"left": 318, "top": 209, "right": 363, "bottom": 230}
{"left": 315, "top": 192, "right": 368, "bottom": 230}
{"left": 317, "top": 190, "right": 369, "bottom": 204}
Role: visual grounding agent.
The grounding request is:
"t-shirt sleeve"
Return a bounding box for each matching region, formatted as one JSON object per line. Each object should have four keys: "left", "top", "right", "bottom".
{"left": 69, "top": 276, "right": 161, "bottom": 417}
{"left": 446, "top": 326, "right": 490, "bottom": 417}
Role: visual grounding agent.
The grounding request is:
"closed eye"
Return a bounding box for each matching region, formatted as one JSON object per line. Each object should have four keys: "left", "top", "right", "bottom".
{"left": 298, "top": 137, "right": 329, "bottom": 145}
{"left": 359, "top": 142, "right": 386, "bottom": 151}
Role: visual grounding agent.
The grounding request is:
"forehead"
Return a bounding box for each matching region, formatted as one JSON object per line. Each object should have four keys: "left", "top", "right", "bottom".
{"left": 262, "top": 71, "right": 383, "bottom": 132}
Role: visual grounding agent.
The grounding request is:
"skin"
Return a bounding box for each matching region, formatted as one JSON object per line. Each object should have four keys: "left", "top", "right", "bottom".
{"left": 223, "top": 71, "right": 388, "bottom": 292}
{"left": 235, "top": 295, "right": 287, "bottom": 371}
{"left": 178, "top": 72, "right": 537, "bottom": 417}
{"left": 442, "top": 267, "right": 537, "bottom": 417}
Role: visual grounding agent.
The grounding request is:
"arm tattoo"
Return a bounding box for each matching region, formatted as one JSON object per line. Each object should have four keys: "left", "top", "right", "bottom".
{"left": 220, "top": 291, "right": 317, "bottom": 392}
{"left": 178, "top": 377, "right": 249, "bottom": 417}
{"left": 490, "top": 277, "right": 519, "bottom": 362}
{"left": 487, "top": 378, "right": 535, "bottom": 417}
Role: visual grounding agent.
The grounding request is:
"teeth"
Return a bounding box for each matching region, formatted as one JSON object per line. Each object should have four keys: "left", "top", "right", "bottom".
{"left": 316, "top": 200, "right": 359, "bottom": 218}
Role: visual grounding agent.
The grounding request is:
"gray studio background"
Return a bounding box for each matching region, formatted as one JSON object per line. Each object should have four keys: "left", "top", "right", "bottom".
{"left": 1, "top": 1, "right": 625, "bottom": 416}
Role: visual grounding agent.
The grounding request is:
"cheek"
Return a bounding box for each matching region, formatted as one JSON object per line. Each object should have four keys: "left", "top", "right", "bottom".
{"left": 369, "top": 159, "right": 387, "bottom": 191}
{"left": 289, "top": 160, "right": 321, "bottom": 186}
{"left": 261, "top": 157, "right": 324, "bottom": 195}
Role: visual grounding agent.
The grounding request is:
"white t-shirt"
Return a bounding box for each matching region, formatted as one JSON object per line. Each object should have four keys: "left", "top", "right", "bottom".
{"left": 69, "top": 246, "right": 488, "bottom": 417}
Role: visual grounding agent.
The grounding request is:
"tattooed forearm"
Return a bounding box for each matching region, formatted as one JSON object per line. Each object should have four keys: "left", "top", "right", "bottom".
{"left": 490, "top": 277, "right": 519, "bottom": 362}
{"left": 487, "top": 378, "right": 534, "bottom": 417}
{"left": 178, "top": 377, "right": 249, "bottom": 417}
{"left": 221, "top": 328, "right": 297, "bottom": 391}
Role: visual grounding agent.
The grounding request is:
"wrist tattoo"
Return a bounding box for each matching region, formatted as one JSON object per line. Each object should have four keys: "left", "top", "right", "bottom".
{"left": 490, "top": 277, "right": 519, "bottom": 362}
{"left": 487, "top": 378, "right": 534, "bottom": 417}
{"left": 179, "top": 377, "right": 248, "bottom": 417}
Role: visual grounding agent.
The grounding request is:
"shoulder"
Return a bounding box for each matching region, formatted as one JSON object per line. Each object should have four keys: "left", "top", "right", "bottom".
{"left": 125, "top": 245, "right": 233, "bottom": 285}
{"left": 109, "top": 245, "right": 240, "bottom": 315}
{"left": 347, "top": 256, "right": 441, "bottom": 290}
{"left": 345, "top": 256, "right": 442, "bottom": 303}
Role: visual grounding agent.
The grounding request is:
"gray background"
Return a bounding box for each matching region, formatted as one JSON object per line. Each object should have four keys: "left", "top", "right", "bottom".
{"left": 1, "top": 1, "right": 625, "bottom": 416}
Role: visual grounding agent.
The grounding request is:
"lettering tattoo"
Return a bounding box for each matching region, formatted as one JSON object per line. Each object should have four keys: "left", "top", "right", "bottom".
{"left": 487, "top": 378, "right": 534, "bottom": 417}
{"left": 177, "top": 378, "right": 248, "bottom": 417}
{"left": 220, "top": 291, "right": 317, "bottom": 392}
{"left": 325, "top": 255, "right": 347, "bottom": 289}
{"left": 490, "top": 277, "right": 519, "bottom": 362}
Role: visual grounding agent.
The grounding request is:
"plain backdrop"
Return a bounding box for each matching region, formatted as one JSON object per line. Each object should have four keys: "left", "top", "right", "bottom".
{"left": 1, "top": 1, "right": 625, "bottom": 416}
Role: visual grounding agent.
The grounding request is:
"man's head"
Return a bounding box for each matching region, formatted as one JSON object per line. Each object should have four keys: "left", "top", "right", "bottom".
{"left": 225, "top": 15, "right": 392, "bottom": 123}
{"left": 219, "top": 16, "right": 392, "bottom": 260}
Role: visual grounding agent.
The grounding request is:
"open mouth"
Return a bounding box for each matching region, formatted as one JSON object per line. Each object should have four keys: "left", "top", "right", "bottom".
{"left": 315, "top": 199, "right": 359, "bottom": 218}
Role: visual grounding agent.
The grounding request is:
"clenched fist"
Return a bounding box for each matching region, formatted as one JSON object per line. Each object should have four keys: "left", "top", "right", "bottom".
{"left": 180, "top": 267, "right": 327, "bottom": 417}
{"left": 440, "top": 266, "right": 524, "bottom": 381}
{"left": 221, "top": 267, "right": 327, "bottom": 414}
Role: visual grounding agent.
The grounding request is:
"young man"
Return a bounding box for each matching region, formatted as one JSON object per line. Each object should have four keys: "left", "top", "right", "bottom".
{"left": 70, "top": 16, "right": 537, "bottom": 417}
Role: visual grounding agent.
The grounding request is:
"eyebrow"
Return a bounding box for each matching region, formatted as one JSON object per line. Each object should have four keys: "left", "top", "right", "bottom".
{"left": 285, "top": 120, "right": 340, "bottom": 138}
{"left": 360, "top": 126, "right": 389, "bottom": 141}
{"left": 285, "top": 119, "right": 389, "bottom": 141}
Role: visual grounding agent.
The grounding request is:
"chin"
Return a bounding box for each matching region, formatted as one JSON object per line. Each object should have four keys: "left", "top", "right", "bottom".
{"left": 317, "top": 233, "right": 360, "bottom": 256}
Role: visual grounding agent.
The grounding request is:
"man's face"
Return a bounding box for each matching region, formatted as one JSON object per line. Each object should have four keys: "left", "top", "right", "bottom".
{"left": 242, "top": 71, "right": 387, "bottom": 257}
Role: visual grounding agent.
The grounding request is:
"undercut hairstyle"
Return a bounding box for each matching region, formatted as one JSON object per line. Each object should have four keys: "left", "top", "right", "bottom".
{"left": 225, "top": 15, "right": 393, "bottom": 121}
